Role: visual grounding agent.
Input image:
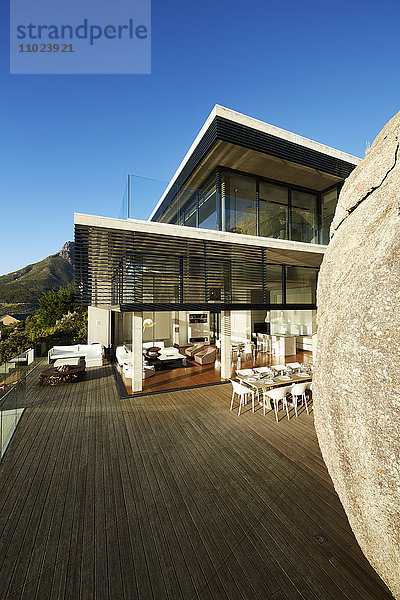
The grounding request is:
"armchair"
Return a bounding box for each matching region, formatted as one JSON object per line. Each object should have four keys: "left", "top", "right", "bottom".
{"left": 194, "top": 347, "right": 216, "bottom": 365}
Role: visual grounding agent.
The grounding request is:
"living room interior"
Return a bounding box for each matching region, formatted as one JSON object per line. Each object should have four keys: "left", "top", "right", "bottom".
{"left": 112, "top": 308, "right": 315, "bottom": 395}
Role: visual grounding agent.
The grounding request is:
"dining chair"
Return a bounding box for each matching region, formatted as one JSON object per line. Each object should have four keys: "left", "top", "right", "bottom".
{"left": 262, "top": 386, "right": 292, "bottom": 422}
{"left": 243, "top": 342, "right": 255, "bottom": 358}
{"left": 305, "top": 382, "right": 313, "bottom": 403}
{"left": 290, "top": 382, "right": 309, "bottom": 416}
{"left": 229, "top": 379, "right": 255, "bottom": 416}
{"left": 257, "top": 334, "right": 268, "bottom": 352}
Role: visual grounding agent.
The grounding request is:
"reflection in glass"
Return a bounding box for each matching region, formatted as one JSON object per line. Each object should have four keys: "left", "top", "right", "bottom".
{"left": 286, "top": 266, "right": 317, "bottom": 304}
{"left": 321, "top": 188, "right": 338, "bottom": 244}
{"left": 266, "top": 264, "right": 283, "bottom": 303}
{"left": 291, "top": 191, "right": 318, "bottom": 243}
{"left": 198, "top": 178, "right": 217, "bottom": 230}
{"left": 259, "top": 182, "right": 288, "bottom": 239}
{"left": 223, "top": 173, "right": 256, "bottom": 235}
{"left": 182, "top": 196, "right": 197, "bottom": 228}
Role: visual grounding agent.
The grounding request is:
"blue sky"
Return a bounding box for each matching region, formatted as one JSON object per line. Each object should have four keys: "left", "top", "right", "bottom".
{"left": 1, "top": 0, "right": 399, "bottom": 275}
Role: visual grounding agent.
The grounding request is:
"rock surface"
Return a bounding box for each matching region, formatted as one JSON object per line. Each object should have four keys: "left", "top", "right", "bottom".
{"left": 55, "top": 241, "right": 75, "bottom": 265}
{"left": 314, "top": 111, "right": 400, "bottom": 598}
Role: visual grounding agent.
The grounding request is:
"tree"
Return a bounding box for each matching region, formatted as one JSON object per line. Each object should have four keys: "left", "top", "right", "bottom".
{"left": 37, "top": 285, "right": 76, "bottom": 328}
{"left": 0, "top": 286, "right": 88, "bottom": 366}
{"left": 0, "top": 330, "right": 29, "bottom": 365}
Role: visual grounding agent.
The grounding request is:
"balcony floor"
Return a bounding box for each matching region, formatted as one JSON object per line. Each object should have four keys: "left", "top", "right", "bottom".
{"left": 0, "top": 363, "right": 393, "bottom": 600}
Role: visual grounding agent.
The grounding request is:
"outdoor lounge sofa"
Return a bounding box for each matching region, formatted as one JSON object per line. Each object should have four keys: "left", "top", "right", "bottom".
{"left": 194, "top": 347, "right": 216, "bottom": 365}
{"left": 48, "top": 343, "right": 104, "bottom": 367}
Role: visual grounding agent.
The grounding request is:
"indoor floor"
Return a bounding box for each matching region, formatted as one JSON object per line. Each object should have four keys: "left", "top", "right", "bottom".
{"left": 121, "top": 348, "right": 313, "bottom": 396}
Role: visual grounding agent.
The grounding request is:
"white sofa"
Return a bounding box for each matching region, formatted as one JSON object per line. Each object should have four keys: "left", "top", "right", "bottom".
{"left": 116, "top": 346, "right": 156, "bottom": 379}
{"left": 142, "top": 341, "right": 180, "bottom": 358}
{"left": 118, "top": 343, "right": 179, "bottom": 363}
{"left": 142, "top": 341, "right": 165, "bottom": 350}
{"left": 48, "top": 344, "right": 103, "bottom": 367}
{"left": 116, "top": 343, "right": 181, "bottom": 380}
{"left": 116, "top": 345, "right": 132, "bottom": 366}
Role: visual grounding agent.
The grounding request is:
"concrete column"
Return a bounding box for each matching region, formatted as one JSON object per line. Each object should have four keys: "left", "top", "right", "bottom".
{"left": 172, "top": 311, "right": 180, "bottom": 347}
{"left": 220, "top": 310, "right": 231, "bottom": 380}
{"left": 132, "top": 312, "right": 143, "bottom": 392}
{"left": 87, "top": 306, "right": 111, "bottom": 348}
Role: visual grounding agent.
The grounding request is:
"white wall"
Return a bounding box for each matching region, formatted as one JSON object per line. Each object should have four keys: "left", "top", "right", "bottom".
{"left": 88, "top": 307, "right": 111, "bottom": 347}
{"left": 142, "top": 311, "right": 172, "bottom": 345}
{"left": 231, "top": 310, "right": 252, "bottom": 341}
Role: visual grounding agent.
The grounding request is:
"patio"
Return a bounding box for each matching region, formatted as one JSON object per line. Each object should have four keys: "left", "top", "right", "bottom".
{"left": 0, "top": 363, "right": 393, "bottom": 599}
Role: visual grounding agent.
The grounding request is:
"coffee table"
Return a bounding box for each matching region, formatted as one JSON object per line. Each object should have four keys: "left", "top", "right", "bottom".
{"left": 156, "top": 353, "right": 187, "bottom": 370}
{"left": 39, "top": 365, "right": 86, "bottom": 385}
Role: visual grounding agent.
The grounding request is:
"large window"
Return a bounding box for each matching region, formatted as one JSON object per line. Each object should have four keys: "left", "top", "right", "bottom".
{"left": 285, "top": 266, "right": 317, "bottom": 304}
{"left": 259, "top": 182, "right": 288, "bottom": 239}
{"left": 182, "top": 196, "right": 197, "bottom": 228}
{"left": 266, "top": 264, "right": 283, "bottom": 303}
{"left": 223, "top": 173, "right": 257, "bottom": 235}
{"left": 321, "top": 187, "right": 338, "bottom": 244}
{"left": 198, "top": 178, "right": 217, "bottom": 230}
{"left": 160, "top": 169, "right": 341, "bottom": 247}
{"left": 291, "top": 190, "right": 318, "bottom": 244}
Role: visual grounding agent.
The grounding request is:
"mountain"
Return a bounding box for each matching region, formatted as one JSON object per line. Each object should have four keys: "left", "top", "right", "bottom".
{"left": 0, "top": 242, "right": 75, "bottom": 316}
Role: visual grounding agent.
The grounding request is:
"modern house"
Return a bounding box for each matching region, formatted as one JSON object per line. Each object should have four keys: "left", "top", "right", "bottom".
{"left": 74, "top": 106, "right": 360, "bottom": 392}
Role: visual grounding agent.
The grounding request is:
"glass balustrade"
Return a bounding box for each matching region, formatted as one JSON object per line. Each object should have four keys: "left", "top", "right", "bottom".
{"left": 0, "top": 348, "right": 37, "bottom": 459}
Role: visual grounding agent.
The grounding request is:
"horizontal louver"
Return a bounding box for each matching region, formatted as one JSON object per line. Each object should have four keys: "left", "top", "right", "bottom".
{"left": 75, "top": 225, "right": 318, "bottom": 312}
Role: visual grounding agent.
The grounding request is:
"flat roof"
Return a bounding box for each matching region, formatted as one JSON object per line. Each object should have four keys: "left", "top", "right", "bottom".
{"left": 149, "top": 105, "right": 361, "bottom": 221}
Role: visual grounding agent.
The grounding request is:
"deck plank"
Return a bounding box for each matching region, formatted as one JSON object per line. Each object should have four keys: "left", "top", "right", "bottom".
{"left": 0, "top": 363, "right": 393, "bottom": 600}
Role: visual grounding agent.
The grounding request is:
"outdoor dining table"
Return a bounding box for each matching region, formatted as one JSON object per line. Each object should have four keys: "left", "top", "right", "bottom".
{"left": 237, "top": 371, "right": 312, "bottom": 403}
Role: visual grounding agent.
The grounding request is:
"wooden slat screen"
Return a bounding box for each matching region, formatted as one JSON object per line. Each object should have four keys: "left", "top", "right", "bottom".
{"left": 75, "top": 224, "right": 318, "bottom": 311}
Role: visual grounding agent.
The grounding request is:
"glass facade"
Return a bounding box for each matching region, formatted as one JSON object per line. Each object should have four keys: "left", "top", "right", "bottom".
{"left": 285, "top": 266, "right": 317, "bottom": 304}
{"left": 291, "top": 190, "right": 318, "bottom": 244}
{"left": 182, "top": 195, "right": 197, "bottom": 228}
{"left": 266, "top": 264, "right": 283, "bottom": 303}
{"left": 158, "top": 168, "right": 340, "bottom": 246}
{"left": 198, "top": 177, "right": 217, "bottom": 230}
{"left": 259, "top": 181, "right": 289, "bottom": 239}
{"left": 321, "top": 187, "right": 338, "bottom": 245}
{"left": 223, "top": 173, "right": 257, "bottom": 235}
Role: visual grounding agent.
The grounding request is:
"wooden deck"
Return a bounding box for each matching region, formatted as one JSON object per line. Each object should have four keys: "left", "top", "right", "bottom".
{"left": 122, "top": 349, "right": 313, "bottom": 395}
{"left": 0, "top": 364, "right": 393, "bottom": 600}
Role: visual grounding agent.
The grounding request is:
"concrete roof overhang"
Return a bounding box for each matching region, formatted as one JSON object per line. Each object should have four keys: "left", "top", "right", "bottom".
{"left": 149, "top": 105, "right": 361, "bottom": 222}
{"left": 175, "top": 139, "right": 346, "bottom": 194}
